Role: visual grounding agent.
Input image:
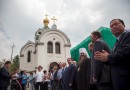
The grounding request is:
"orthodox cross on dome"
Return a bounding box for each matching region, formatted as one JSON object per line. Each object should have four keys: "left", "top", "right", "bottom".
{"left": 51, "top": 16, "right": 57, "bottom": 24}
{"left": 43, "top": 13, "right": 49, "bottom": 26}
{"left": 45, "top": 13, "right": 49, "bottom": 18}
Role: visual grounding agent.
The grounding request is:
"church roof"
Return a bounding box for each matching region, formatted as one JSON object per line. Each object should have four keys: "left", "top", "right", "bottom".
{"left": 20, "top": 40, "right": 35, "bottom": 55}
{"left": 38, "top": 29, "right": 71, "bottom": 45}
{"left": 26, "top": 40, "right": 34, "bottom": 44}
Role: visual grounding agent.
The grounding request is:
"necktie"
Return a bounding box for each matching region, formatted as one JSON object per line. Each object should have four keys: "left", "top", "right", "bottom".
{"left": 113, "top": 39, "right": 119, "bottom": 51}
{"left": 116, "top": 38, "right": 119, "bottom": 43}
{"left": 62, "top": 68, "right": 65, "bottom": 75}
{"left": 115, "top": 39, "right": 119, "bottom": 47}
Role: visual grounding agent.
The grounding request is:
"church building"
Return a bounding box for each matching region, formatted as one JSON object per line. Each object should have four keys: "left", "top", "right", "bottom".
{"left": 20, "top": 15, "right": 71, "bottom": 71}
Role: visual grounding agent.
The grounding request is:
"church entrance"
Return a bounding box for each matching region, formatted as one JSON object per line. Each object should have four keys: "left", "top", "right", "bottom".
{"left": 49, "top": 62, "right": 59, "bottom": 70}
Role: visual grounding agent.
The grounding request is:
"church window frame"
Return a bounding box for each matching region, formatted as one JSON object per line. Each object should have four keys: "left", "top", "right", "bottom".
{"left": 47, "top": 41, "right": 53, "bottom": 53}
{"left": 38, "top": 31, "right": 41, "bottom": 35}
{"left": 55, "top": 42, "right": 61, "bottom": 54}
{"left": 27, "top": 51, "right": 31, "bottom": 62}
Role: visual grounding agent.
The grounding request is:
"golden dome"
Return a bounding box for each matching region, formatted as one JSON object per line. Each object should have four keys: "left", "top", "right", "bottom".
{"left": 43, "top": 18, "right": 49, "bottom": 26}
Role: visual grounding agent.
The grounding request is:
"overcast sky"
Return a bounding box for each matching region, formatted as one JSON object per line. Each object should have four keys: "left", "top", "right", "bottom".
{"left": 0, "top": 0, "right": 130, "bottom": 60}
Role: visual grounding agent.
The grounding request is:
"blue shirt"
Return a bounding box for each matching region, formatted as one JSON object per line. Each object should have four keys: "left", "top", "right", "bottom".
{"left": 22, "top": 74, "right": 27, "bottom": 84}
{"left": 57, "top": 69, "right": 62, "bottom": 79}
{"left": 28, "top": 75, "right": 33, "bottom": 83}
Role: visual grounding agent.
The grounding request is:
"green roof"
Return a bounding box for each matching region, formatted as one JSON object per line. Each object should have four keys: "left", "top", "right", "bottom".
{"left": 70, "top": 26, "right": 116, "bottom": 62}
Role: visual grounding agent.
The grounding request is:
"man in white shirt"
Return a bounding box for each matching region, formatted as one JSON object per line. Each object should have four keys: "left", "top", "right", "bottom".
{"left": 35, "top": 66, "right": 44, "bottom": 90}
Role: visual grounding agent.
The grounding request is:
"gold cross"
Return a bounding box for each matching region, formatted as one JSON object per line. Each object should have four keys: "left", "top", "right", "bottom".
{"left": 45, "top": 13, "right": 48, "bottom": 18}
{"left": 51, "top": 16, "right": 57, "bottom": 24}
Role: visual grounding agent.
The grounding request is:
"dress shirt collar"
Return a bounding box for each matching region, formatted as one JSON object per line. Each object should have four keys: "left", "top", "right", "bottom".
{"left": 116, "top": 30, "right": 126, "bottom": 40}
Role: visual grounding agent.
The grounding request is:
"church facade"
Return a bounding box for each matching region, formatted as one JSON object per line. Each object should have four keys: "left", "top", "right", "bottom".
{"left": 20, "top": 16, "right": 71, "bottom": 71}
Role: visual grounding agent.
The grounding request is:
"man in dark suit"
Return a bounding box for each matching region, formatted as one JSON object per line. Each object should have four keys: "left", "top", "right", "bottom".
{"left": 0, "top": 61, "right": 11, "bottom": 90}
{"left": 91, "top": 31, "right": 112, "bottom": 90}
{"left": 61, "top": 62, "right": 67, "bottom": 90}
{"left": 94, "top": 19, "right": 130, "bottom": 90}
{"left": 88, "top": 42, "right": 98, "bottom": 90}
{"left": 62, "top": 58, "right": 77, "bottom": 90}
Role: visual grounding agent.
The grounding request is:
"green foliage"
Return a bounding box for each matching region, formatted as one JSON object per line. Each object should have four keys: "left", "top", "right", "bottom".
{"left": 10, "top": 55, "right": 20, "bottom": 73}
{"left": 0, "top": 61, "right": 2, "bottom": 68}
{"left": 0, "top": 59, "right": 6, "bottom": 68}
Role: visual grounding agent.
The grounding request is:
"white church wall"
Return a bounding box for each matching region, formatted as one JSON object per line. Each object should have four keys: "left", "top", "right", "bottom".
{"left": 37, "top": 30, "right": 71, "bottom": 70}
{"left": 20, "top": 29, "right": 71, "bottom": 71}
{"left": 64, "top": 47, "right": 71, "bottom": 61}
{"left": 37, "top": 44, "right": 46, "bottom": 69}
{"left": 20, "top": 56, "right": 24, "bottom": 70}
{"left": 20, "top": 44, "right": 36, "bottom": 71}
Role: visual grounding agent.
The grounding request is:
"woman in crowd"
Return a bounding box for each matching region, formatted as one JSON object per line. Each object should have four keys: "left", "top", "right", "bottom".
{"left": 28, "top": 72, "right": 34, "bottom": 90}
{"left": 22, "top": 70, "right": 28, "bottom": 90}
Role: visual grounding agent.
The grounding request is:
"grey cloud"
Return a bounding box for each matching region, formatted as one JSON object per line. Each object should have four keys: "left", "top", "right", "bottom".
{"left": 0, "top": 0, "right": 130, "bottom": 60}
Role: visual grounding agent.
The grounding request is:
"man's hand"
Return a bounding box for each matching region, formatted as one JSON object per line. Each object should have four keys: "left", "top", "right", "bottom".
{"left": 92, "top": 77, "right": 97, "bottom": 83}
{"left": 94, "top": 50, "right": 109, "bottom": 62}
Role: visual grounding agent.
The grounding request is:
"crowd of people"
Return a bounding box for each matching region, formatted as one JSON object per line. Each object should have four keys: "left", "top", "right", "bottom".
{"left": 0, "top": 18, "right": 130, "bottom": 90}
{"left": 0, "top": 53, "right": 90, "bottom": 90}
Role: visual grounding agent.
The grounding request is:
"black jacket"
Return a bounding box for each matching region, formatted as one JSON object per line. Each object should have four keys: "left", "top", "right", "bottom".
{"left": 62, "top": 64, "right": 77, "bottom": 88}
{"left": 0, "top": 66, "right": 11, "bottom": 87}
{"left": 108, "top": 31, "right": 130, "bottom": 90}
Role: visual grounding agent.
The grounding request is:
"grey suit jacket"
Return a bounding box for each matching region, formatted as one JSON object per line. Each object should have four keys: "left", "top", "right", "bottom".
{"left": 92, "top": 39, "right": 111, "bottom": 83}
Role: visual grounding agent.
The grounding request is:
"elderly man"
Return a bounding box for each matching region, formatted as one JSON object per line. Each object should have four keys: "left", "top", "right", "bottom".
{"left": 94, "top": 19, "right": 130, "bottom": 90}
{"left": 77, "top": 48, "right": 91, "bottom": 90}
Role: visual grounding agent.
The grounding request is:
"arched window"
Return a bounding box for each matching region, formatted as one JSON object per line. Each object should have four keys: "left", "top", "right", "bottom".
{"left": 47, "top": 42, "right": 53, "bottom": 53}
{"left": 55, "top": 42, "right": 60, "bottom": 54}
{"left": 27, "top": 51, "right": 31, "bottom": 62}
{"left": 38, "top": 32, "right": 41, "bottom": 35}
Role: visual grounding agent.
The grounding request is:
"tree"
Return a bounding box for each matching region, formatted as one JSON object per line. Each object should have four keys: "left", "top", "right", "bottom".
{"left": 10, "top": 55, "right": 20, "bottom": 73}
{"left": 0, "top": 59, "right": 6, "bottom": 68}
{"left": 0, "top": 61, "right": 2, "bottom": 68}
